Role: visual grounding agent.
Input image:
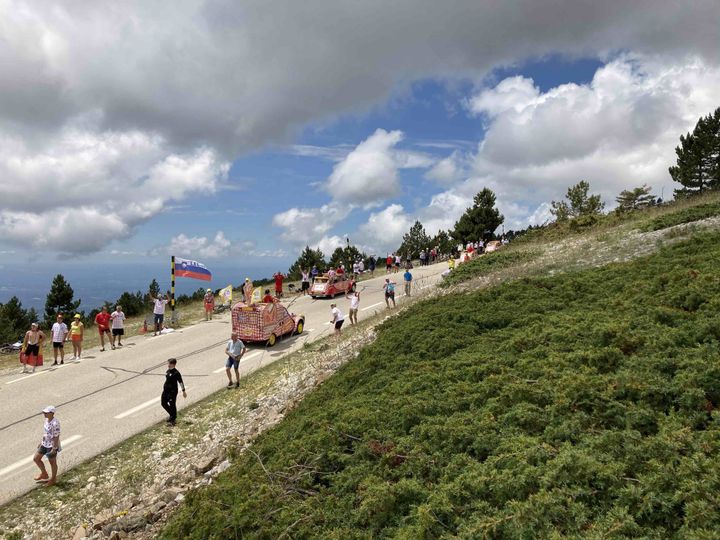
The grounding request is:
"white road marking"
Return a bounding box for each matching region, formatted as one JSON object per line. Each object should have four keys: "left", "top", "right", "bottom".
{"left": 361, "top": 302, "right": 383, "bottom": 311}
{"left": 0, "top": 434, "right": 83, "bottom": 478}
{"left": 114, "top": 397, "right": 159, "bottom": 419}
{"left": 306, "top": 328, "right": 315, "bottom": 332}
{"left": 6, "top": 370, "right": 50, "bottom": 385}
{"left": 212, "top": 351, "right": 261, "bottom": 373}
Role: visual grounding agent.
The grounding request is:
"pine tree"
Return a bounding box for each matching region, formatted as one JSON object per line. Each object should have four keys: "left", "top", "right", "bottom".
{"left": 288, "top": 246, "right": 326, "bottom": 279}
{"left": 44, "top": 274, "right": 81, "bottom": 327}
{"left": 398, "top": 220, "right": 431, "bottom": 259}
{"left": 329, "top": 245, "right": 364, "bottom": 270}
{"left": 551, "top": 180, "right": 604, "bottom": 222}
{"left": 429, "top": 229, "right": 454, "bottom": 256}
{"left": 147, "top": 279, "right": 161, "bottom": 301}
{"left": 451, "top": 188, "right": 504, "bottom": 244}
{"left": 615, "top": 184, "right": 655, "bottom": 212}
{"left": 670, "top": 107, "right": 720, "bottom": 197}
{"left": 0, "top": 296, "right": 31, "bottom": 343}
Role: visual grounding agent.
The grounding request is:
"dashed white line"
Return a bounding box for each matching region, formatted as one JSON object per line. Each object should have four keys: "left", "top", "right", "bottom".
{"left": 114, "top": 397, "right": 158, "bottom": 419}
{"left": 6, "top": 370, "right": 50, "bottom": 385}
{"left": 361, "top": 302, "right": 383, "bottom": 311}
{"left": 0, "top": 434, "right": 83, "bottom": 478}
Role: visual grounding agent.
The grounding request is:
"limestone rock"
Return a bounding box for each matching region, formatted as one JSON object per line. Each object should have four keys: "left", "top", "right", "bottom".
{"left": 71, "top": 525, "right": 87, "bottom": 539}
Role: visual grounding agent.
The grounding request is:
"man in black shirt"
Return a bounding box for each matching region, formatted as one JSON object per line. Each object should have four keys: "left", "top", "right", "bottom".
{"left": 161, "top": 358, "right": 186, "bottom": 426}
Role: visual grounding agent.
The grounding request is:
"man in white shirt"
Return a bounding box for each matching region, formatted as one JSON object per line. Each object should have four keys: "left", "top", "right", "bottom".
{"left": 151, "top": 294, "right": 170, "bottom": 336}
{"left": 346, "top": 290, "right": 360, "bottom": 325}
{"left": 110, "top": 305, "right": 125, "bottom": 348}
{"left": 50, "top": 314, "right": 68, "bottom": 366}
{"left": 330, "top": 303, "right": 345, "bottom": 338}
{"left": 224, "top": 332, "right": 247, "bottom": 389}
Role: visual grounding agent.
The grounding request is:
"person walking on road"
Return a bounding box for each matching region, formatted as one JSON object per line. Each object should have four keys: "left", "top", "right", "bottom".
{"left": 110, "top": 305, "right": 125, "bottom": 348}
{"left": 330, "top": 303, "right": 344, "bottom": 338}
{"left": 21, "top": 322, "right": 44, "bottom": 373}
{"left": 346, "top": 290, "right": 360, "bottom": 325}
{"left": 50, "top": 314, "right": 68, "bottom": 366}
{"left": 161, "top": 358, "right": 186, "bottom": 426}
{"left": 33, "top": 406, "right": 61, "bottom": 487}
{"left": 69, "top": 314, "right": 84, "bottom": 360}
{"left": 151, "top": 293, "right": 170, "bottom": 335}
{"left": 204, "top": 289, "right": 215, "bottom": 321}
{"left": 383, "top": 278, "right": 396, "bottom": 308}
{"left": 95, "top": 306, "right": 111, "bottom": 351}
{"left": 404, "top": 269, "right": 413, "bottom": 297}
{"left": 224, "top": 332, "right": 246, "bottom": 389}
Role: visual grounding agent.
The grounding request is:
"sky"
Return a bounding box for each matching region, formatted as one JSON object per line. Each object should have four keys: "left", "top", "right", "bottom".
{"left": 1, "top": 0, "right": 719, "bottom": 272}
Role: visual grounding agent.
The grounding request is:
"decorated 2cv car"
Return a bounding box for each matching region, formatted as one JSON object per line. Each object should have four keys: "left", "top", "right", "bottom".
{"left": 310, "top": 274, "right": 356, "bottom": 299}
{"left": 231, "top": 301, "right": 304, "bottom": 346}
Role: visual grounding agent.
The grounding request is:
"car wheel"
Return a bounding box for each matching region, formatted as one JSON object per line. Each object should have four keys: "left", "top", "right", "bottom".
{"left": 296, "top": 320, "right": 304, "bottom": 334}
{"left": 267, "top": 334, "right": 277, "bottom": 347}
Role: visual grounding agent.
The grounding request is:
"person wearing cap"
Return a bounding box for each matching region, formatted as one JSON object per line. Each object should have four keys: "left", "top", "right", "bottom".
{"left": 203, "top": 289, "right": 215, "bottom": 321}
{"left": 94, "top": 306, "right": 112, "bottom": 352}
{"left": 69, "top": 314, "right": 84, "bottom": 360}
{"left": 329, "top": 303, "right": 344, "bottom": 338}
{"left": 21, "top": 322, "right": 45, "bottom": 373}
{"left": 383, "top": 278, "right": 396, "bottom": 308}
{"left": 161, "top": 358, "right": 186, "bottom": 426}
{"left": 50, "top": 313, "right": 68, "bottom": 366}
{"left": 33, "top": 406, "right": 61, "bottom": 486}
{"left": 150, "top": 293, "right": 170, "bottom": 336}
{"left": 243, "top": 278, "right": 253, "bottom": 304}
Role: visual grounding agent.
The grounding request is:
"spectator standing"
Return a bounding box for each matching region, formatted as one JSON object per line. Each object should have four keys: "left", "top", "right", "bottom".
{"left": 33, "top": 406, "right": 61, "bottom": 486}
{"left": 386, "top": 254, "right": 393, "bottom": 274}
{"left": 273, "top": 271, "right": 285, "bottom": 298}
{"left": 431, "top": 247, "right": 437, "bottom": 263}
{"left": 95, "top": 306, "right": 111, "bottom": 351}
{"left": 301, "top": 269, "right": 310, "bottom": 295}
{"left": 110, "top": 305, "right": 125, "bottom": 348}
{"left": 448, "top": 257, "right": 456, "bottom": 270}
{"left": 224, "top": 333, "right": 246, "bottom": 388}
{"left": 394, "top": 254, "right": 402, "bottom": 273}
{"left": 368, "top": 257, "right": 376, "bottom": 276}
{"left": 69, "top": 314, "right": 84, "bottom": 360}
{"left": 346, "top": 290, "right": 360, "bottom": 325}
{"left": 161, "top": 358, "right": 186, "bottom": 426}
{"left": 310, "top": 265, "right": 319, "bottom": 283}
{"left": 151, "top": 293, "right": 170, "bottom": 336}
{"left": 243, "top": 278, "right": 253, "bottom": 304}
{"left": 419, "top": 250, "right": 426, "bottom": 266}
{"left": 403, "top": 269, "right": 413, "bottom": 296}
{"left": 50, "top": 314, "right": 68, "bottom": 366}
{"left": 203, "top": 289, "right": 215, "bottom": 321}
{"left": 21, "top": 322, "right": 44, "bottom": 373}
{"left": 383, "top": 278, "right": 396, "bottom": 308}
{"left": 329, "top": 303, "right": 345, "bottom": 338}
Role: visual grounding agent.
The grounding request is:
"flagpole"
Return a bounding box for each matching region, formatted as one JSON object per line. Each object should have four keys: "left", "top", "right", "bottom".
{"left": 171, "top": 255, "right": 176, "bottom": 322}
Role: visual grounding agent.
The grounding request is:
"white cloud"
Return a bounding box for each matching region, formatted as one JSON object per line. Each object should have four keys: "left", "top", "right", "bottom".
{"left": 326, "top": 129, "right": 405, "bottom": 206}
{"left": 424, "top": 151, "right": 466, "bottom": 185}
{"left": 356, "top": 204, "right": 414, "bottom": 255}
{"left": 166, "top": 231, "right": 232, "bottom": 259}
{"left": 272, "top": 203, "right": 351, "bottom": 243}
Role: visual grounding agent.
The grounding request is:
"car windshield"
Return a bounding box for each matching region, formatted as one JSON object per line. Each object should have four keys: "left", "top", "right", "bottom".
{"left": 314, "top": 277, "right": 328, "bottom": 284}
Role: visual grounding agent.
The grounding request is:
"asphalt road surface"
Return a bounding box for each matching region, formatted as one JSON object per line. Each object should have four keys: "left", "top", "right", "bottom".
{"left": 0, "top": 261, "right": 448, "bottom": 505}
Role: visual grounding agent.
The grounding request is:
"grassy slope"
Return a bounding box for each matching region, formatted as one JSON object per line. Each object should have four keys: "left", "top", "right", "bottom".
{"left": 162, "top": 205, "right": 720, "bottom": 538}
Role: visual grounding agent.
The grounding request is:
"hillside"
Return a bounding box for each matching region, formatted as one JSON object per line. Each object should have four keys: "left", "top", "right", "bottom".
{"left": 161, "top": 198, "right": 720, "bottom": 538}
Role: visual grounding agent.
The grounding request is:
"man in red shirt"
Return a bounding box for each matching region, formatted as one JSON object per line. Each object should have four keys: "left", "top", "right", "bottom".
{"left": 94, "top": 306, "right": 112, "bottom": 352}
{"left": 273, "top": 272, "right": 285, "bottom": 298}
{"left": 262, "top": 289, "right": 274, "bottom": 303}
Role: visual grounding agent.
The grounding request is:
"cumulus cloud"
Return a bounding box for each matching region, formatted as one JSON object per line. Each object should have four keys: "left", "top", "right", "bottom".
{"left": 272, "top": 203, "right": 351, "bottom": 242}
{"left": 167, "top": 231, "right": 232, "bottom": 259}
{"left": 466, "top": 55, "right": 720, "bottom": 225}
{"left": 355, "top": 204, "right": 414, "bottom": 255}
{"left": 424, "top": 151, "right": 466, "bottom": 185}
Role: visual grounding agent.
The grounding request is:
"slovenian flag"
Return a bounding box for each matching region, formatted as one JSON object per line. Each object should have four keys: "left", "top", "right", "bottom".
{"left": 175, "top": 257, "right": 212, "bottom": 281}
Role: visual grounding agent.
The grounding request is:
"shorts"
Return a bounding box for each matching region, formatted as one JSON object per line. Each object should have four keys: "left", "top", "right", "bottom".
{"left": 349, "top": 308, "right": 358, "bottom": 316}
{"left": 204, "top": 303, "right": 214, "bottom": 312}
{"left": 112, "top": 328, "right": 124, "bottom": 336}
{"left": 71, "top": 334, "right": 82, "bottom": 342}
{"left": 225, "top": 356, "right": 240, "bottom": 369}
{"left": 36, "top": 445, "right": 61, "bottom": 458}
{"left": 301, "top": 281, "right": 309, "bottom": 291}
{"left": 385, "top": 292, "right": 395, "bottom": 299}
{"left": 98, "top": 326, "right": 110, "bottom": 335}
{"left": 25, "top": 344, "right": 40, "bottom": 356}
{"left": 334, "top": 319, "right": 344, "bottom": 330}
{"left": 52, "top": 341, "right": 64, "bottom": 349}
{"left": 395, "top": 262, "right": 400, "bottom": 267}
{"left": 154, "top": 313, "right": 164, "bottom": 325}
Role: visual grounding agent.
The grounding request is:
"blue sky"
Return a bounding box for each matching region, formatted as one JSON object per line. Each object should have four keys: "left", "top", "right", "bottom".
{"left": 1, "top": 1, "right": 718, "bottom": 275}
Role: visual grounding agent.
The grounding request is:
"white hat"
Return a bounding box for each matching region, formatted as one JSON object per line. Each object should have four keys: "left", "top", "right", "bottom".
{"left": 42, "top": 405, "right": 56, "bottom": 414}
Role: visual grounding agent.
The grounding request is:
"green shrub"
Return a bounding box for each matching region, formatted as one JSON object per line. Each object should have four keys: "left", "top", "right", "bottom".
{"left": 640, "top": 202, "right": 720, "bottom": 232}
{"left": 441, "top": 249, "right": 540, "bottom": 287}
{"left": 162, "top": 231, "right": 720, "bottom": 539}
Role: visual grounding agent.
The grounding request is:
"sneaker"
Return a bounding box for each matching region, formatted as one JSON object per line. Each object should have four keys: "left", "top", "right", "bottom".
{"left": 235, "top": 382, "right": 240, "bottom": 389}
{"left": 60, "top": 360, "right": 64, "bottom": 365}
{"left": 100, "top": 348, "right": 105, "bottom": 352}
{"left": 118, "top": 343, "right": 123, "bottom": 347}
{"left": 51, "top": 362, "right": 58, "bottom": 366}
{"left": 226, "top": 382, "right": 233, "bottom": 388}
{"left": 111, "top": 345, "right": 116, "bottom": 350}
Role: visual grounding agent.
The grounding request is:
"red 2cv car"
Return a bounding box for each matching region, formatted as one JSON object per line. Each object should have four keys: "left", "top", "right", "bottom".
{"left": 310, "top": 274, "right": 356, "bottom": 299}
{"left": 231, "top": 301, "right": 304, "bottom": 346}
